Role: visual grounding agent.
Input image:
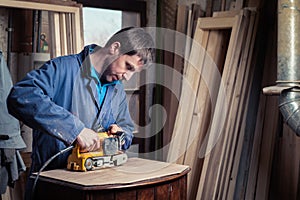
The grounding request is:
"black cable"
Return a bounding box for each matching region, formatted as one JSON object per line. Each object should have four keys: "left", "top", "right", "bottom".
{"left": 31, "top": 145, "right": 74, "bottom": 200}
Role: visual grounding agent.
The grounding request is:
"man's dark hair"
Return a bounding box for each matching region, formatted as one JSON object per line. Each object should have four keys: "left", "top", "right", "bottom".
{"left": 105, "top": 27, "right": 155, "bottom": 66}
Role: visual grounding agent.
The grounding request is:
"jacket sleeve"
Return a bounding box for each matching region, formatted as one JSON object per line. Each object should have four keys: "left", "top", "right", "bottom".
{"left": 7, "top": 58, "right": 85, "bottom": 145}
{"left": 114, "top": 85, "right": 134, "bottom": 150}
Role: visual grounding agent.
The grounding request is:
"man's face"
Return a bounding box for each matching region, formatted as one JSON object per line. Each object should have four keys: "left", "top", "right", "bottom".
{"left": 101, "top": 54, "right": 144, "bottom": 83}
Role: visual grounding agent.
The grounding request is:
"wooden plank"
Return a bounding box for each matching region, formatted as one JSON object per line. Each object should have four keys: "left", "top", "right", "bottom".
{"left": 24, "top": 0, "right": 79, "bottom": 6}
{"left": 183, "top": 4, "right": 204, "bottom": 75}
{"left": 254, "top": 97, "right": 278, "bottom": 199}
{"left": 184, "top": 29, "right": 228, "bottom": 200}
{"left": 167, "top": 15, "right": 238, "bottom": 164}
{"left": 219, "top": 9, "right": 257, "bottom": 200}
{"left": 168, "top": 10, "right": 250, "bottom": 199}
{"left": 173, "top": 4, "right": 188, "bottom": 73}
{"left": 225, "top": 9, "right": 258, "bottom": 197}
{"left": 198, "top": 16, "right": 236, "bottom": 30}
{"left": 210, "top": 10, "right": 250, "bottom": 200}
{"left": 71, "top": 11, "right": 83, "bottom": 53}
{"left": 166, "top": 23, "right": 209, "bottom": 164}
{"left": 247, "top": 0, "right": 264, "bottom": 8}
{"left": 221, "top": 0, "right": 226, "bottom": 11}
{"left": 48, "top": 12, "right": 60, "bottom": 58}
{"left": 162, "top": 35, "right": 175, "bottom": 160}
{"left": 248, "top": 7, "right": 278, "bottom": 197}
{"left": 212, "top": 10, "right": 252, "bottom": 199}
{"left": 48, "top": 10, "right": 82, "bottom": 57}
{"left": 245, "top": 12, "right": 278, "bottom": 197}
{"left": 169, "top": 10, "right": 251, "bottom": 200}
{"left": 244, "top": 92, "right": 267, "bottom": 199}
{"left": 59, "top": 13, "right": 67, "bottom": 56}
{"left": 164, "top": 4, "right": 189, "bottom": 159}
{"left": 183, "top": 8, "right": 192, "bottom": 75}
{"left": 38, "top": 158, "right": 189, "bottom": 187}
{"left": 234, "top": 0, "right": 244, "bottom": 10}
{"left": 65, "top": 13, "right": 73, "bottom": 54}
{"left": 0, "top": 0, "right": 79, "bottom": 12}
{"left": 206, "top": 0, "right": 213, "bottom": 17}
{"left": 213, "top": 10, "right": 241, "bottom": 17}
{"left": 196, "top": 10, "right": 248, "bottom": 199}
{"left": 254, "top": 35, "right": 278, "bottom": 200}
{"left": 190, "top": 4, "right": 204, "bottom": 39}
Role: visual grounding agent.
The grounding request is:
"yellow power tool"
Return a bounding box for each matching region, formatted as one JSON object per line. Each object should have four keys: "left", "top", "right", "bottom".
{"left": 67, "top": 132, "right": 128, "bottom": 171}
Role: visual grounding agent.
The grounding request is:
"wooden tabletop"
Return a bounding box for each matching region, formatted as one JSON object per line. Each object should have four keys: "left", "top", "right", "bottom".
{"left": 35, "top": 157, "right": 190, "bottom": 190}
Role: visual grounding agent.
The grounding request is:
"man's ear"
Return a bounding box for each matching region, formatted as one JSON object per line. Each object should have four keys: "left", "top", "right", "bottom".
{"left": 109, "top": 42, "right": 121, "bottom": 55}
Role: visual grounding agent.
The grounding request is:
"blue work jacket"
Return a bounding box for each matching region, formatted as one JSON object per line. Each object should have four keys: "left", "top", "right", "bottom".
{"left": 7, "top": 44, "right": 134, "bottom": 172}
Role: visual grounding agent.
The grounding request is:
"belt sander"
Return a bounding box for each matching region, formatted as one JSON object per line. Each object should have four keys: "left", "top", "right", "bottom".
{"left": 67, "top": 132, "right": 128, "bottom": 171}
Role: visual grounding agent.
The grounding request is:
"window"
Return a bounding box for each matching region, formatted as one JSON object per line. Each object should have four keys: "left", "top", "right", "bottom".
{"left": 82, "top": 8, "right": 121, "bottom": 46}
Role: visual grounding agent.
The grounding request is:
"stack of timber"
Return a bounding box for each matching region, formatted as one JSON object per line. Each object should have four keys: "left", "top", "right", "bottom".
{"left": 0, "top": 0, "right": 83, "bottom": 58}
{"left": 167, "top": 8, "right": 259, "bottom": 199}
{"left": 48, "top": 3, "right": 83, "bottom": 57}
{"left": 242, "top": 9, "right": 278, "bottom": 199}
{"left": 163, "top": 3, "right": 204, "bottom": 160}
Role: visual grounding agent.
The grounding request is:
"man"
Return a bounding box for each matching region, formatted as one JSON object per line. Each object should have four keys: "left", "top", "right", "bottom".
{"left": 7, "top": 27, "right": 155, "bottom": 199}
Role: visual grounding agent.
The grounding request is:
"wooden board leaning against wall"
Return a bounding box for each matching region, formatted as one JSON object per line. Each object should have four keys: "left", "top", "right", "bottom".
{"left": 166, "top": 7, "right": 259, "bottom": 200}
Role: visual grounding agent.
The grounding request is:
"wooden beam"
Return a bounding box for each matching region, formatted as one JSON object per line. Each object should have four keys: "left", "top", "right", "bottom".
{"left": 183, "top": 4, "right": 204, "bottom": 75}
{"left": 22, "top": 0, "right": 79, "bottom": 6}
{"left": 164, "top": 4, "right": 189, "bottom": 160}
{"left": 234, "top": 0, "right": 244, "bottom": 10}
{"left": 0, "top": 0, "right": 79, "bottom": 12}
{"left": 218, "top": 10, "right": 257, "bottom": 199}
{"left": 167, "top": 23, "right": 209, "bottom": 164}
{"left": 196, "top": 10, "right": 249, "bottom": 199}
{"left": 59, "top": 13, "right": 67, "bottom": 56}
{"left": 72, "top": 10, "right": 83, "bottom": 53}
{"left": 48, "top": 12, "right": 60, "bottom": 58}
{"left": 185, "top": 29, "right": 228, "bottom": 200}
{"left": 65, "top": 13, "right": 73, "bottom": 54}
{"left": 198, "top": 16, "right": 236, "bottom": 30}
{"left": 167, "top": 13, "right": 240, "bottom": 164}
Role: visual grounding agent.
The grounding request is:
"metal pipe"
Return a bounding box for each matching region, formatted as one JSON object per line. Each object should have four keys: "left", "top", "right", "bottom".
{"left": 277, "top": 0, "right": 300, "bottom": 136}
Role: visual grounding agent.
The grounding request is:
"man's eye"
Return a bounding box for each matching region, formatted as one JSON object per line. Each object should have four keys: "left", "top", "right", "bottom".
{"left": 127, "top": 64, "right": 134, "bottom": 71}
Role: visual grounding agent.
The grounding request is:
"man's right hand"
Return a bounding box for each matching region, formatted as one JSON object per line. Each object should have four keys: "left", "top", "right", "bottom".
{"left": 76, "top": 128, "right": 101, "bottom": 152}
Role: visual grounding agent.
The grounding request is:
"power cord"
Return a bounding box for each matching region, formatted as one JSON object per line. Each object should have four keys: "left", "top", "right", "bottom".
{"left": 31, "top": 145, "right": 74, "bottom": 200}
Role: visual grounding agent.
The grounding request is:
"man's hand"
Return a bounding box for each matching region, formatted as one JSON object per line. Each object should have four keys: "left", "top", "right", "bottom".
{"left": 107, "top": 124, "right": 123, "bottom": 135}
{"left": 108, "top": 124, "right": 125, "bottom": 145}
{"left": 76, "top": 128, "right": 101, "bottom": 152}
